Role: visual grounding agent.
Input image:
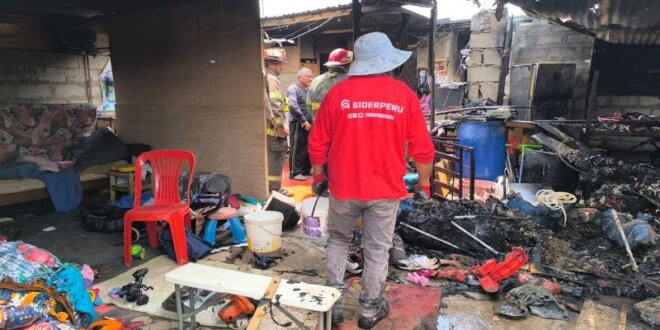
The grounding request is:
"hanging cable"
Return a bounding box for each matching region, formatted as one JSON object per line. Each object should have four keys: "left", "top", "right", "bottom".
{"left": 285, "top": 17, "right": 334, "bottom": 40}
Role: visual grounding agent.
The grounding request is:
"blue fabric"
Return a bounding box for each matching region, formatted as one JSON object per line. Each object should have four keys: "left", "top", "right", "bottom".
{"left": 398, "top": 198, "right": 415, "bottom": 215}
{"left": 110, "top": 191, "right": 154, "bottom": 209}
{"left": 35, "top": 169, "right": 83, "bottom": 213}
{"left": 506, "top": 195, "right": 562, "bottom": 225}
{"left": 0, "top": 163, "right": 82, "bottom": 212}
{"left": 241, "top": 196, "right": 262, "bottom": 205}
{"left": 47, "top": 265, "right": 96, "bottom": 326}
{"left": 596, "top": 210, "right": 658, "bottom": 250}
{"left": 0, "top": 162, "right": 40, "bottom": 180}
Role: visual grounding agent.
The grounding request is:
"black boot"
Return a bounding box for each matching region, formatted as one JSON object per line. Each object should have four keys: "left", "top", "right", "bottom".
{"left": 331, "top": 308, "right": 344, "bottom": 324}
{"left": 357, "top": 300, "right": 389, "bottom": 329}
{"left": 331, "top": 295, "right": 345, "bottom": 324}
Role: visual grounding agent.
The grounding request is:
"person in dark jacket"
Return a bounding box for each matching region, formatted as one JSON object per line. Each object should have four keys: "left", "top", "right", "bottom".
{"left": 287, "top": 67, "right": 314, "bottom": 180}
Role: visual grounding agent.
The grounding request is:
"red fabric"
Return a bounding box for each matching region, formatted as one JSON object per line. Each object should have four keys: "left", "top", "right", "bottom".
{"left": 313, "top": 174, "right": 326, "bottom": 184}
{"left": 308, "top": 75, "right": 434, "bottom": 200}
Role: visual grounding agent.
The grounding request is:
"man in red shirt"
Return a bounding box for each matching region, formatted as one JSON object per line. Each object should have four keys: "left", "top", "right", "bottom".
{"left": 308, "top": 32, "right": 434, "bottom": 329}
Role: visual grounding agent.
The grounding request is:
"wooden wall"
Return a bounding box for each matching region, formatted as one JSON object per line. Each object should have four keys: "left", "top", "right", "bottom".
{"left": 109, "top": 0, "right": 267, "bottom": 198}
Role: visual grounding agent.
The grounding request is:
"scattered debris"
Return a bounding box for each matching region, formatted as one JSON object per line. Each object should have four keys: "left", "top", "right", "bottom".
{"left": 398, "top": 199, "right": 544, "bottom": 255}
{"left": 224, "top": 246, "right": 247, "bottom": 264}
{"left": 406, "top": 272, "right": 430, "bottom": 287}
{"left": 633, "top": 297, "right": 660, "bottom": 328}
{"left": 250, "top": 253, "right": 282, "bottom": 270}
{"left": 276, "top": 270, "right": 318, "bottom": 277}
{"left": 493, "top": 284, "right": 568, "bottom": 320}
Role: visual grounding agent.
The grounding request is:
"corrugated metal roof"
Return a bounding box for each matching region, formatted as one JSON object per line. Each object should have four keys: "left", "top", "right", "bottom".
{"left": 501, "top": 0, "right": 660, "bottom": 44}
{"left": 262, "top": 3, "right": 351, "bottom": 20}
{"left": 262, "top": 0, "right": 436, "bottom": 20}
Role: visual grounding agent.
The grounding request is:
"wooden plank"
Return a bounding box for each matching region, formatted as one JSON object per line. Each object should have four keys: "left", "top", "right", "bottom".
{"left": 617, "top": 306, "right": 628, "bottom": 330}
{"left": 575, "top": 300, "right": 619, "bottom": 330}
{"left": 247, "top": 277, "right": 281, "bottom": 330}
{"left": 434, "top": 180, "right": 460, "bottom": 194}
{"left": 434, "top": 167, "right": 460, "bottom": 177}
{"left": 0, "top": 188, "right": 49, "bottom": 207}
{"left": 513, "top": 127, "right": 524, "bottom": 144}
{"left": 0, "top": 177, "right": 107, "bottom": 207}
{"left": 109, "top": 1, "right": 268, "bottom": 199}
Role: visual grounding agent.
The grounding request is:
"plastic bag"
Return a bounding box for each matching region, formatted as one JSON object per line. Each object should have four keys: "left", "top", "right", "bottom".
{"left": 595, "top": 210, "right": 657, "bottom": 250}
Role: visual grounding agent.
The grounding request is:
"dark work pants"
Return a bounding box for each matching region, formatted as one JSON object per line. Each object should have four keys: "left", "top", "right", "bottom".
{"left": 267, "top": 136, "right": 287, "bottom": 191}
{"left": 288, "top": 121, "right": 311, "bottom": 177}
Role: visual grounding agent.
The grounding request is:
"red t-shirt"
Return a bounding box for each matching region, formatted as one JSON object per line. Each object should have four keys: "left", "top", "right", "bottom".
{"left": 308, "top": 75, "right": 435, "bottom": 200}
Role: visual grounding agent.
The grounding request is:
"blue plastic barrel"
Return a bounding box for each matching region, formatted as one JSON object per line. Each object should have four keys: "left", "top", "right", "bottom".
{"left": 457, "top": 121, "right": 506, "bottom": 181}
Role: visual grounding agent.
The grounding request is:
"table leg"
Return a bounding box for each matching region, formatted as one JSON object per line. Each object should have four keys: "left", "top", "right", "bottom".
{"left": 318, "top": 311, "right": 325, "bottom": 330}
{"left": 189, "top": 287, "right": 197, "bottom": 329}
{"left": 109, "top": 174, "right": 116, "bottom": 201}
{"left": 128, "top": 173, "right": 135, "bottom": 197}
{"left": 175, "top": 284, "right": 183, "bottom": 330}
{"left": 325, "top": 310, "right": 331, "bottom": 330}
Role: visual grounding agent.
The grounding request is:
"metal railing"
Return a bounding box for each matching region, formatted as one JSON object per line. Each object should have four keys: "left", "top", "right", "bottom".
{"left": 431, "top": 137, "right": 475, "bottom": 201}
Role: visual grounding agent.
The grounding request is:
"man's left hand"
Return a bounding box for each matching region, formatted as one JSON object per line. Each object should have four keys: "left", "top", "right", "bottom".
{"left": 302, "top": 121, "right": 312, "bottom": 131}
{"left": 312, "top": 174, "right": 328, "bottom": 195}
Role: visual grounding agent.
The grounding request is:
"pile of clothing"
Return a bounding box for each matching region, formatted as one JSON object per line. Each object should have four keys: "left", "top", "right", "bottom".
{"left": 0, "top": 240, "right": 98, "bottom": 329}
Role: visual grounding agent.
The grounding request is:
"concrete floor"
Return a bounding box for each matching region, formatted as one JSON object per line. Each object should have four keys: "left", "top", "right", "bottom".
{"left": 3, "top": 172, "right": 653, "bottom": 329}
{"left": 10, "top": 205, "right": 161, "bottom": 280}
{"left": 5, "top": 206, "right": 654, "bottom": 330}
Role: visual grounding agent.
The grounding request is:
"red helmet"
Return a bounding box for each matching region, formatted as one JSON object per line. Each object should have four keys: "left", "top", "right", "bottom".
{"left": 264, "top": 48, "right": 286, "bottom": 63}
{"left": 324, "top": 48, "right": 353, "bottom": 67}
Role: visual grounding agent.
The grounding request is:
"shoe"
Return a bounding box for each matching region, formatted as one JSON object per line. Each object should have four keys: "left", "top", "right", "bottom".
{"left": 346, "top": 259, "right": 363, "bottom": 275}
{"left": 278, "top": 189, "right": 294, "bottom": 197}
{"left": 358, "top": 300, "right": 389, "bottom": 329}
{"left": 291, "top": 174, "right": 307, "bottom": 181}
{"left": 346, "top": 250, "right": 364, "bottom": 274}
{"left": 394, "top": 254, "right": 440, "bottom": 271}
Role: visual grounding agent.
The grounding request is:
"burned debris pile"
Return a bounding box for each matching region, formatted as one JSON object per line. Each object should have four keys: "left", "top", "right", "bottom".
{"left": 394, "top": 121, "right": 659, "bottom": 323}
{"left": 398, "top": 198, "right": 545, "bottom": 256}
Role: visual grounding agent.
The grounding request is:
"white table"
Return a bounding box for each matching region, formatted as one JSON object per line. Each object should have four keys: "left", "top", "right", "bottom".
{"left": 164, "top": 263, "right": 340, "bottom": 329}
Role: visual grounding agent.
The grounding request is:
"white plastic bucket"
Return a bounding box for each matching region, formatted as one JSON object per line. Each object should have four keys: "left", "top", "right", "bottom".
{"left": 244, "top": 211, "right": 283, "bottom": 253}
{"left": 300, "top": 197, "right": 329, "bottom": 238}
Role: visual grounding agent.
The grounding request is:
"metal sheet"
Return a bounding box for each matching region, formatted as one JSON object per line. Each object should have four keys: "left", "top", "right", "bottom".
{"left": 501, "top": 0, "right": 660, "bottom": 44}
{"left": 509, "top": 65, "right": 534, "bottom": 120}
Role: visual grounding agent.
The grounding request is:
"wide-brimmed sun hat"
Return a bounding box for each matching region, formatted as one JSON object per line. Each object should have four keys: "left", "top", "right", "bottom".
{"left": 347, "top": 32, "right": 412, "bottom": 76}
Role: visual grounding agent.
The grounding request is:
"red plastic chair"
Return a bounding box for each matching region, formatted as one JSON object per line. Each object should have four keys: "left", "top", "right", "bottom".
{"left": 123, "top": 150, "right": 195, "bottom": 267}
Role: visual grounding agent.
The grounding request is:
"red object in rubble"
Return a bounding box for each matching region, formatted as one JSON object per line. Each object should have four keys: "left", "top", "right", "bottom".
{"left": 473, "top": 247, "right": 528, "bottom": 292}
{"left": 507, "top": 138, "right": 519, "bottom": 155}
{"left": 436, "top": 268, "right": 469, "bottom": 283}
{"left": 517, "top": 272, "right": 562, "bottom": 296}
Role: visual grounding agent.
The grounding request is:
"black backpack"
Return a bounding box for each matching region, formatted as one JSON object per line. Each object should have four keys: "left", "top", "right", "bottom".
{"left": 160, "top": 226, "right": 211, "bottom": 262}
{"left": 80, "top": 204, "right": 127, "bottom": 232}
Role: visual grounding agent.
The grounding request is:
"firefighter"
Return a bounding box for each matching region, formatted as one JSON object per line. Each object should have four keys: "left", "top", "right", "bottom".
{"left": 306, "top": 48, "right": 354, "bottom": 118}
{"left": 263, "top": 48, "right": 289, "bottom": 192}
